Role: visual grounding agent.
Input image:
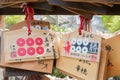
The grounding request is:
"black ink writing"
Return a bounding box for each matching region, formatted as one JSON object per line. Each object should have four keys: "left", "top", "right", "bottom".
{"left": 82, "top": 33, "right": 93, "bottom": 38}
{"left": 49, "top": 33, "right": 54, "bottom": 40}
{"left": 45, "top": 37, "right": 49, "bottom": 42}
{"left": 38, "top": 59, "right": 48, "bottom": 69}
{"left": 46, "top": 48, "right": 51, "bottom": 53}
{"left": 44, "top": 33, "right": 46, "bottom": 35}
{"left": 10, "top": 44, "right": 16, "bottom": 51}
{"left": 45, "top": 43, "right": 49, "bottom": 46}
{"left": 76, "top": 65, "right": 88, "bottom": 75}
{"left": 79, "top": 59, "right": 91, "bottom": 65}
{"left": 105, "top": 45, "right": 114, "bottom": 67}
{"left": 52, "top": 46, "right": 56, "bottom": 59}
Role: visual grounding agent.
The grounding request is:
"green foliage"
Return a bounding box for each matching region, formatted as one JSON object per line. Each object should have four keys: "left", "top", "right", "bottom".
{"left": 4, "top": 15, "right": 24, "bottom": 29}
{"left": 51, "top": 24, "right": 65, "bottom": 32}
{"left": 101, "top": 15, "right": 120, "bottom": 33}
{"left": 51, "top": 68, "right": 66, "bottom": 78}
{"left": 113, "top": 76, "right": 120, "bottom": 79}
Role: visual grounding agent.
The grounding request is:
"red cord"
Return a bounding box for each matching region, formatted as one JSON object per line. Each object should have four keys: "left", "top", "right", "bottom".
{"left": 78, "top": 16, "right": 85, "bottom": 35}
{"left": 22, "top": 3, "right": 34, "bottom": 35}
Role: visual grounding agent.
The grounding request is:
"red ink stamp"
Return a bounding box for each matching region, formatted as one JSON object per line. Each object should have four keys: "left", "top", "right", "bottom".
{"left": 35, "top": 38, "right": 43, "bottom": 45}
{"left": 91, "top": 54, "right": 97, "bottom": 61}
{"left": 36, "top": 47, "right": 44, "bottom": 55}
{"left": 17, "top": 48, "right": 26, "bottom": 56}
{"left": 27, "top": 47, "right": 35, "bottom": 56}
{"left": 10, "top": 52, "right": 17, "bottom": 58}
{"left": 64, "top": 41, "right": 71, "bottom": 54}
{"left": 26, "top": 38, "right": 34, "bottom": 46}
{"left": 16, "top": 38, "right": 25, "bottom": 47}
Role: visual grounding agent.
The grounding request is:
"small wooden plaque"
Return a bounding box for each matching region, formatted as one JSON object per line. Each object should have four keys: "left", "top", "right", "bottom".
{"left": 0, "top": 20, "right": 54, "bottom": 73}
{"left": 9, "top": 20, "right": 51, "bottom": 30}
{"left": 104, "top": 35, "right": 120, "bottom": 77}
{"left": 2, "top": 29, "right": 58, "bottom": 63}
{"left": 98, "top": 39, "right": 108, "bottom": 80}
{"left": 56, "top": 34, "right": 107, "bottom": 80}
{"left": 61, "top": 30, "right": 101, "bottom": 62}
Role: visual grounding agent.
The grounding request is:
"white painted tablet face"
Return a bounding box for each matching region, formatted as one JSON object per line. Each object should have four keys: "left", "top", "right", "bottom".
{"left": 82, "top": 47, "right": 88, "bottom": 54}
{"left": 31, "top": 26, "right": 34, "bottom": 29}
{"left": 71, "top": 46, "right": 76, "bottom": 52}
{"left": 22, "top": 26, "right": 27, "bottom": 29}
{"left": 35, "top": 25, "right": 41, "bottom": 29}
{"left": 77, "top": 38, "right": 82, "bottom": 45}
{"left": 76, "top": 46, "right": 81, "bottom": 53}
{"left": 71, "top": 38, "right": 77, "bottom": 45}
{"left": 83, "top": 38, "right": 89, "bottom": 46}
{"left": 42, "top": 26, "right": 49, "bottom": 30}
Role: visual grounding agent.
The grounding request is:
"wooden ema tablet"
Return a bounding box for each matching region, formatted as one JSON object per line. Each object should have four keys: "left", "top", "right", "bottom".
{"left": 9, "top": 20, "right": 51, "bottom": 31}
{"left": 56, "top": 31, "right": 102, "bottom": 80}
{"left": 57, "top": 56, "right": 99, "bottom": 80}
{"left": 57, "top": 39, "right": 108, "bottom": 80}
{"left": 0, "top": 53, "right": 53, "bottom": 73}
{"left": 98, "top": 39, "right": 108, "bottom": 80}
{"left": 3, "top": 28, "right": 58, "bottom": 63}
{"left": 0, "top": 20, "right": 54, "bottom": 73}
{"left": 103, "top": 35, "right": 120, "bottom": 77}
{"left": 61, "top": 30, "right": 101, "bottom": 62}
{"left": 0, "top": 16, "right": 5, "bottom": 29}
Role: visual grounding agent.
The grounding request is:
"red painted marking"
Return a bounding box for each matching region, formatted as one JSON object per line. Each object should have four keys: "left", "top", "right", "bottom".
{"left": 64, "top": 41, "right": 71, "bottom": 54}
{"left": 26, "top": 38, "right": 34, "bottom": 46}
{"left": 27, "top": 47, "right": 35, "bottom": 56}
{"left": 36, "top": 47, "right": 44, "bottom": 55}
{"left": 35, "top": 38, "right": 43, "bottom": 45}
{"left": 10, "top": 52, "right": 17, "bottom": 58}
{"left": 91, "top": 54, "right": 97, "bottom": 62}
{"left": 17, "top": 48, "right": 26, "bottom": 56}
{"left": 16, "top": 38, "right": 25, "bottom": 47}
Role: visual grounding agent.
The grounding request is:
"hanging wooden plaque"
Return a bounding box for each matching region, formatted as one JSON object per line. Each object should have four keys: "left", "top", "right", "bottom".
{"left": 104, "top": 35, "right": 120, "bottom": 77}
{"left": 2, "top": 28, "right": 58, "bottom": 63}
{"left": 61, "top": 30, "right": 101, "bottom": 62}
{"left": 0, "top": 20, "right": 54, "bottom": 73}
{"left": 9, "top": 20, "right": 51, "bottom": 31}
{"left": 98, "top": 39, "right": 108, "bottom": 80}
{"left": 0, "top": 52, "right": 53, "bottom": 73}
{"left": 57, "top": 38, "right": 108, "bottom": 80}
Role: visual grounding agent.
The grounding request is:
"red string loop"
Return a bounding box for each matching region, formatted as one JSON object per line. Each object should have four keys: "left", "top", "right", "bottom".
{"left": 78, "top": 16, "right": 85, "bottom": 35}
{"left": 22, "top": 3, "right": 34, "bottom": 35}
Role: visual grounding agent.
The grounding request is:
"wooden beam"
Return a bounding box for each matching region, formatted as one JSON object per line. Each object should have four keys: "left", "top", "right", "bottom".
{"left": 101, "top": 3, "right": 114, "bottom": 7}
{"left": 61, "top": 7, "right": 93, "bottom": 18}
{"left": 89, "top": 3, "right": 102, "bottom": 7}
{"left": 0, "top": 2, "right": 22, "bottom": 8}
{"left": 63, "top": 0, "right": 120, "bottom": 4}
{"left": 89, "top": 2, "right": 114, "bottom": 7}
{"left": 0, "top": 0, "right": 41, "bottom": 8}
{"left": 0, "top": 0, "right": 46, "bottom": 5}
{"left": 106, "top": 5, "right": 120, "bottom": 15}
{"left": 10, "top": 2, "right": 54, "bottom": 11}
{"left": 33, "top": 2, "right": 54, "bottom": 11}
{"left": 43, "top": 6, "right": 76, "bottom": 15}
{"left": 47, "top": 0, "right": 106, "bottom": 14}
{"left": 0, "top": 6, "right": 75, "bottom": 15}
{"left": 0, "top": 7, "right": 49, "bottom": 15}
